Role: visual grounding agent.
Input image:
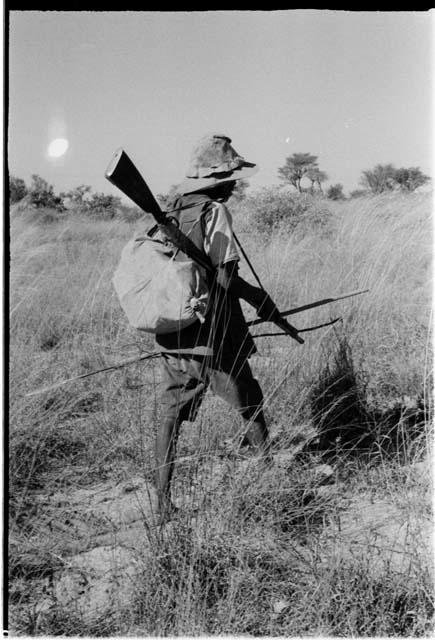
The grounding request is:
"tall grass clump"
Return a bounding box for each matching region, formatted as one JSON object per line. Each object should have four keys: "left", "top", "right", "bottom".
{"left": 233, "top": 190, "right": 431, "bottom": 409}
{"left": 308, "top": 333, "right": 372, "bottom": 451}
{"left": 9, "top": 213, "right": 156, "bottom": 511}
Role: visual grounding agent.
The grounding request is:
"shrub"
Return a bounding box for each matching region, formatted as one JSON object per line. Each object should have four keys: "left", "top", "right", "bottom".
{"left": 28, "top": 175, "right": 65, "bottom": 211}
{"left": 360, "top": 164, "right": 397, "bottom": 194}
{"left": 395, "top": 167, "right": 430, "bottom": 192}
{"left": 234, "top": 187, "right": 333, "bottom": 236}
{"left": 327, "top": 183, "right": 346, "bottom": 200}
{"left": 61, "top": 185, "right": 143, "bottom": 222}
{"left": 60, "top": 185, "right": 92, "bottom": 210}
{"left": 349, "top": 189, "right": 368, "bottom": 198}
{"left": 9, "top": 176, "right": 28, "bottom": 203}
{"left": 85, "top": 192, "right": 123, "bottom": 219}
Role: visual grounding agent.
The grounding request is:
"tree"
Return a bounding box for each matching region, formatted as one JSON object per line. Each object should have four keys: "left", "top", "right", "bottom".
{"left": 360, "top": 164, "right": 397, "bottom": 194}
{"left": 327, "top": 183, "right": 345, "bottom": 200}
{"left": 29, "top": 174, "right": 64, "bottom": 210}
{"left": 278, "top": 153, "right": 318, "bottom": 192}
{"left": 394, "top": 167, "right": 430, "bottom": 192}
{"left": 306, "top": 167, "right": 328, "bottom": 194}
{"left": 9, "top": 176, "right": 28, "bottom": 203}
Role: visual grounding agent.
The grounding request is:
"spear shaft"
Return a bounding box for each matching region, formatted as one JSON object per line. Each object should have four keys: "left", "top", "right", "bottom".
{"left": 247, "top": 289, "right": 369, "bottom": 327}
{"left": 26, "top": 346, "right": 213, "bottom": 397}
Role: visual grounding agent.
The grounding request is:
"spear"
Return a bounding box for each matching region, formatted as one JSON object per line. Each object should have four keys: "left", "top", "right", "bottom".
{"left": 25, "top": 346, "right": 213, "bottom": 397}
{"left": 247, "top": 289, "right": 369, "bottom": 328}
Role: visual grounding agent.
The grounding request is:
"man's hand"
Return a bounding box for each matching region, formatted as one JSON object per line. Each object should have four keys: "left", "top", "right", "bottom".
{"left": 216, "top": 263, "right": 304, "bottom": 344}
{"left": 220, "top": 266, "right": 280, "bottom": 321}
{"left": 254, "top": 291, "right": 283, "bottom": 324}
{"left": 239, "top": 283, "right": 304, "bottom": 344}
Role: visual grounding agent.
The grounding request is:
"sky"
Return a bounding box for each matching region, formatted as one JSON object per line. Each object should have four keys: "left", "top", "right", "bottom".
{"left": 8, "top": 10, "right": 434, "bottom": 201}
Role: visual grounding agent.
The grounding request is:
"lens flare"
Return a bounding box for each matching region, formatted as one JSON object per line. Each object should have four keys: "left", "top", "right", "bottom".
{"left": 48, "top": 138, "right": 69, "bottom": 158}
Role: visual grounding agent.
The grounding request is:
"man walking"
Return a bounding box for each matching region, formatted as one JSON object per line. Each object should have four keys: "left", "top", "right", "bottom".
{"left": 155, "top": 133, "right": 282, "bottom": 521}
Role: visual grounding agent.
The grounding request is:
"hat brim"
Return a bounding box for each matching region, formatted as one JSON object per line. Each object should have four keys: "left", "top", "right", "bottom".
{"left": 177, "top": 164, "right": 258, "bottom": 195}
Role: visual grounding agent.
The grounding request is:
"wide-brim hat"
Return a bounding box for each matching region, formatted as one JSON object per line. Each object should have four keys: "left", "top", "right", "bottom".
{"left": 177, "top": 133, "right": 258, "bottom": 195}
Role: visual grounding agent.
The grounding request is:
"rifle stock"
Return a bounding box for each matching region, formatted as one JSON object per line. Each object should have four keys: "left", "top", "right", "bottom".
{"left": 105, "top": 148, "right": 165, "bottom": 222}
{"left": 105, "top": 149, "right": 213, "bottom": 272}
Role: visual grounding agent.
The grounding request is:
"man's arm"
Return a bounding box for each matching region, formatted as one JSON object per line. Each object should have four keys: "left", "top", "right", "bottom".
{"left": 205, "top": 204, "right": 303, "bottom": 340}
{"left": 215, "top": 260, "right": 282, "bottom": 323}
{"left": 203, "top": 203, "right": 279, "bottom": 320}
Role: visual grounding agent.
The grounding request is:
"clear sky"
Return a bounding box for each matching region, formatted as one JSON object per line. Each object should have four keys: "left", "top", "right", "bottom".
{"left": 8, "top": 10, "right": 434, "bottom": 200}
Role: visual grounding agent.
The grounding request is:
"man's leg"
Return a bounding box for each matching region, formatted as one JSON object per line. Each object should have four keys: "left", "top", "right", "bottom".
{"left": 239, "top": 378, "right": 269, "bottom": 452}
{"left": 155, "top": 416, "right": 182, "bottom": 519}
{"left": 157, "top": 356, "right": 207, "bottom": 520}
{"left": 210, "top": 359, "right": 270, "bottom": 455}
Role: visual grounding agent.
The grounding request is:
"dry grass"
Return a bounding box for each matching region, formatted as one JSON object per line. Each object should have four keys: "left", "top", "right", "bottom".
{"left": 8, "top": 191, "right": 433, "bottom": 636}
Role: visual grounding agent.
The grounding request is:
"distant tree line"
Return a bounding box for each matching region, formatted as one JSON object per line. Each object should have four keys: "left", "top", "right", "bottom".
{"left": 8, "top": 175, "right": 143, "bottom": 221}
{"left": 9, "top": 156, "right": 431, "bottom": 217}
{"left": 10, "top": 174, "right": 65, "bottom": 210}
{"left": 359, "top": 164, "right": 430, "bottom": 194}
{"left": 278, "top": 154, "right": 430, "bottom": 199}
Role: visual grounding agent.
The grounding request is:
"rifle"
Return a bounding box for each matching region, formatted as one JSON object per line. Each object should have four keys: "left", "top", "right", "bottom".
{"left": 105, "top": 149, "right": 304, "bottom": 344}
